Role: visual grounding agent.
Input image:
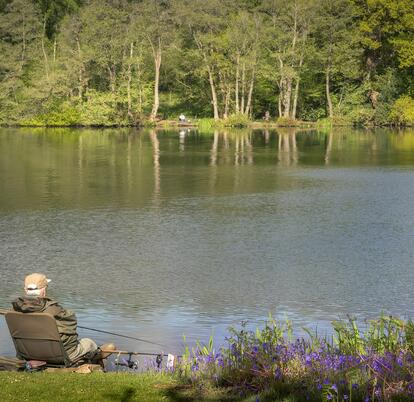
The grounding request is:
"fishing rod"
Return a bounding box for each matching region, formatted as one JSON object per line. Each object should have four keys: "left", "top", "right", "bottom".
{"left": 78, "top": 325, "right": 166, "bottom": 348}
{"left": 1, "top": 307, "right": 183, "bottom": 371}
{"left": 0, "top": 308, "right": 166, "bottom": 349}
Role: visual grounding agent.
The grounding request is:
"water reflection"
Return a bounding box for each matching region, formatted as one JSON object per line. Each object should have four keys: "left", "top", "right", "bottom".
{"left": 149, "top": 129, "right": 161, "bottom": 202}
{"left": 325, "top": 132, "right": 333, "bottom": 165}
{"left": 278, "top": 129, "right": 298, "bottom": 166}
{"left": 1, "top": 127, "right": 414, "bottom": 354}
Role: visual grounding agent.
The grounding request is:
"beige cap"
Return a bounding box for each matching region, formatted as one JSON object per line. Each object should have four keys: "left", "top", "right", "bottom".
{"left": 24, "top": 273, "right": 51, "bottom": 290}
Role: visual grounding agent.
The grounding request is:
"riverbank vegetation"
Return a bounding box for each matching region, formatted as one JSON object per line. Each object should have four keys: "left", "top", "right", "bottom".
{"left": 180, "top": 315, "right": 414, "bottom": 401}
{"left": 0, "top": 0, "right": 413, "bottom": 127}
{"left": 1, "top": 316, "right": 414, "bottom": 401}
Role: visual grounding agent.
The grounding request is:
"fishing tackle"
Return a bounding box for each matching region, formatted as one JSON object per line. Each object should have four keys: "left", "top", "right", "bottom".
{"left": 114, "top": 353, "right": 138, "bottom": 370}
{"left": 156, "top": 354, "right": 163, "bottom": 369}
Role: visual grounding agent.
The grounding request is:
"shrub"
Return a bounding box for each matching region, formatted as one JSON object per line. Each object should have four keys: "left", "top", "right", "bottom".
{"left": 317, "top": 116, "right": 351, "bottom": 128}
{"left": 79, "top": 90, "right": 120, "bottom": 126}
{"left": 348, "top": 106, "right": 376, "bottom": 127}
{"left": 276, "top": 117, "right": 298, "bottom": 127}
{"left": 43, "top": 103, "right": 81, "bottom": 126}
{"left": 224, "top": 113, "right": 250, "bottom": 128}
{"left": 389, "top": 96, "right": 414, "bottom": 126}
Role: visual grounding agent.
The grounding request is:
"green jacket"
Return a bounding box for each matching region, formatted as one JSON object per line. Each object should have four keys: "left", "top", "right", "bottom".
{"left": 12, "top": 296, "right": 79, "bottom": 358}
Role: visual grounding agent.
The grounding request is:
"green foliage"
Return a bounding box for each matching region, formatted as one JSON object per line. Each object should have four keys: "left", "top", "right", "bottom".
{"left": 389, "top": 96, "right": 414, "bottom": 126}
{"left": 224, "top": 113, "right": 250, "bottom": 128}
{"left": 333, "top": 315, "right": 409, "bottom": 355}
{"left": 0, "top": 0, "right": 412, "bottom": 126}
{"left": 276, "top": 117, "right": 298, "bottom": 127}
{"left": 20, "top": 102, "right": 81, "bottom": 126}
{"left": 317, "top": 116, "right": 351, "bottom": 128}
{"left": 196, "top": 118, "right": 224, "bottom": 131}
{"left": 79, "top": 91, "right": 124, "bottom": 126}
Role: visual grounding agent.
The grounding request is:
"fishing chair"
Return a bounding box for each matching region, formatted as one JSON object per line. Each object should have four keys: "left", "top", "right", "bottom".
{"left": 5, "top": 311, "right": 97, "bottom": 369}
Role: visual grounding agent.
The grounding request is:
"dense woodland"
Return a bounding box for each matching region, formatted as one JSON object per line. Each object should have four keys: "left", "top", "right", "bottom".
{"left": 0, "top": 0, "right": 413, "bottom": 126}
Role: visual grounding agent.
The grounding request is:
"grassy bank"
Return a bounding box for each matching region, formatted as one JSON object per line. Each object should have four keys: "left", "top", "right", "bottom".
{"left": 0, "top": 372, "right": 174, "bottom": 402}
{"left": 3, "top": 116, "right": 412, "bottom": 130}
{"left": 0, "top": 372, "right": 201, "bottom": 402}
{"left": 0, "top": 372, "right": 293, "bottom": 402}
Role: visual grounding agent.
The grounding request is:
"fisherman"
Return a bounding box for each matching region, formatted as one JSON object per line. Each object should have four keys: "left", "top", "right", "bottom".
{"left": 178, "top": 113, "right": 186, "bottom": 122}
{"left": 12, "top": 273, "right": 115, "bottom": 362}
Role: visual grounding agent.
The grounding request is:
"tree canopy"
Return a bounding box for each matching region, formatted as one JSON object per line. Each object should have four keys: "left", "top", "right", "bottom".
{"left": 0, "top": 0, "right": 413, "bottom": 126}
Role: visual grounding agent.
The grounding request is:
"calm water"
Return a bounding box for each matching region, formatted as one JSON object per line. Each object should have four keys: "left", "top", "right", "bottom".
{"left": 1, "top": 127, "right": 414, "bottom": 355}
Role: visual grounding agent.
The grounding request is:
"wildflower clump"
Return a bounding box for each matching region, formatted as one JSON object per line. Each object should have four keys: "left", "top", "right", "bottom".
{"left": 179, "top": 316, "right": 414, "bottom": 401}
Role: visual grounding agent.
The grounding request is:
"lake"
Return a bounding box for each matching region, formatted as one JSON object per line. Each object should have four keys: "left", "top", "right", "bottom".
{"left": 0, "top": 127, "right": 414, "bottom": 356}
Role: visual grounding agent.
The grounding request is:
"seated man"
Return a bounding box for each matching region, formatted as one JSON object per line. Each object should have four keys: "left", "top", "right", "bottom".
{"left": 179, "top": 113, "right": 186, "bottom": 122}
{"left": 12, "top": 273, "right": 114, "bottom": 362}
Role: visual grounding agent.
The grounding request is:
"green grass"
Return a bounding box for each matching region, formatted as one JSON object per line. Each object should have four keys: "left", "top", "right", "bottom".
{"left": 0, "top": 372, "right": 173, "bottom": 402}
{"left": 0, "top": 372, "right": 295, "bottom": 402}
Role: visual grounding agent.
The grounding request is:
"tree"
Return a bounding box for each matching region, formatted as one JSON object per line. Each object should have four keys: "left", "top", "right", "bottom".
{"left": 131, "top": 0, "right": 177, "bottom": 121}
{"left": 0, "top": 0, "right": 42, "bottom": 121}
{"left": 261, "top": 0, "right": 314, "bottom": 119}
{"left": 178, "top": 0, "right": 232, "bottom": 120}
{"left": 314, "top": 0, "right": 361, "bottom": 118}
{"left": 351, "top": 0, "right": 414, "bottom": 78}
{"left": 228, "top": 9, "right": 262, "bottom": 117}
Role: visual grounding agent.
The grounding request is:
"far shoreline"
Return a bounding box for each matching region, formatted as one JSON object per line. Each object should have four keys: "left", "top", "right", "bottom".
{"left": 0, "top": 118, "right": 411, "bottom": 130}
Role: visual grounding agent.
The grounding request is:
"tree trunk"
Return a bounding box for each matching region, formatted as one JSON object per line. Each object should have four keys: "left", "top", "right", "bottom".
{"left": 278, "top": 80, "right": 283, "bottom": 117}
{"left": 108, "top": 66, "right": 116, "bottom": 93}
{"left": 241, "top": 62, "right": 246, "bottom": 114}
{"left": 245, "top": 65, "right": 256, "bottom": 116}
{"left": 53, "top": 39, "right": 57, "bottom": 63}
{"left": 235, "top": 54, "right": 240, "bottom": 114}
{"left": 277, "top": 57, "right": 284, "bottom": 117}
{"left": 224, "top": 87, "right": 230, "bottom": 119}
{"left": 41, "top": 17, "right": 49, "bottom": 81}
{"left": 283, "top": 77, "right": 292, "bottom": 118}
{"left": 76, "top": 37, "right": 83, "bottom": 99}
{"left": 292, "top": 57, "right": 303, "bottom": 119}
{"left": 136, "top": 45, "right": 143, "bottom": 114}
{"left": 150, "top": 39, "right": 161, "bottom": 121}
{"left": 21, "top": 13, "right": 26, "bottom": 64}
{"left": 326, "top": 68, "right": 333, "bottom": 118}
{"left": 127, "top": 42, "right": 134, "bottom": 117}
{"left": 292, "top": 78, "right": 299, "bottom": 119}
{"left": 207, "top": 65, "right": 219, "bottom": 120}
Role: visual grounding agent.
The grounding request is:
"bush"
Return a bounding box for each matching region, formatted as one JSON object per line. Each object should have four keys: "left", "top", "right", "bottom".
{"left": 224, "top": 113, "right": 250, "bottom": 128}
{"left": 317, "top": 116, "right": 351, "bottom": 128}
{"left": 43, "top": 104, "right": 81, "bottom": 126}
{"left": 276, "top": 117, "right": 298, "bottom": 127}
{"left": 389, "top": 96, "right": 414, "bottom": 126}
{"left": 348, "top": 106, "right": 376, "bottom": 127}
{"left": 19, "top": 102, "right": 81, "bottom": 126}
{"left": 79, "top": 91, "right": 118, "bottom": 126}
